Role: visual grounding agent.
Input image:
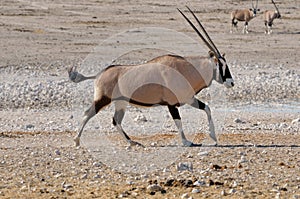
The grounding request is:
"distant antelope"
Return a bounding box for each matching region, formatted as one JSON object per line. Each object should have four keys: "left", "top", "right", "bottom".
{"left": 263, "top": 0, "right": 281, "bottom": 34}
{"left": 231, "top": 0, "right": 260, "bottom": 34}
{"left": 68, "top": 6, "right": 234, "bottom": 147}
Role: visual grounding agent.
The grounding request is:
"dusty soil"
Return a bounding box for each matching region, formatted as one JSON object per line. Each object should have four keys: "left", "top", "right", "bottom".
{"left": 0, "top": 0, "right": 299, "bottom": 198}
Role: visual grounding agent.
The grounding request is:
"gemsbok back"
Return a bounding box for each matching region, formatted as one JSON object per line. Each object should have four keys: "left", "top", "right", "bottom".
{"left": 231, "top": 0, "right": 260, "bottom": 34}
{"left": 263, "top": 0, "right": 281, "bottom": 34}
{"left": 68, "top": 6, "right": 234, "bottom": 147}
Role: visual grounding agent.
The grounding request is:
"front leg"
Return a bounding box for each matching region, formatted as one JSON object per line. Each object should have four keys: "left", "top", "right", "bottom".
{"left": 189, "top": 98, "right": 218, "bottom": 144}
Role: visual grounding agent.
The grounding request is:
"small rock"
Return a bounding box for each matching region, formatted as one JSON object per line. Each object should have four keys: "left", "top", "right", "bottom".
{"left": 81, "top": 174, "right": 88, "bottom": 179}
{"left": 239, "top": 155, "right": 247, "bottom": 163}
{"left": 221, "top": 190, "right": 226, "bottom": 196}
{"left": 198, "top": 151, "right": 209, "bottom": 156}
{"left": 25, "top": 124, "right": 35, "bottom": 129}
{"left": 118, "top": 191, "right": 129, "bottom": 198}
{"left": 165, "top": 179, "right": 175, "bottom": 186}
{"left": 134, "top": 114, "right": 147, "bottom": 122}
{"left": 291, "top": 118, "right": 300, "bottom": 124}
{"left": 150, "top": 142, "right": 157, "bottom": 147}
{"left": 184, "top": 179, "right": 193, "bottom": 187}
{"left": 177, "top": 162, "right": 193, "bottom": 172}
{"left": 92, "top": 162, "right": 102, "bottom": 167}
{"left": 231, "top": 181, "right": 238, "bottom": 188}
{"left": 62, "top": 183, "right": 73, "bottom": 190}
{"left": 279, "top": 123, "right": 288, "bottom": 129}
{"left": 193, "top": 180, "right": 205, "bottom": 186}
{"left": 229, "top": 189, "right": 236, "bottom": 194}
{"left": 181, "top": 193, "right": 189, "bottom": 199}
{"left": 234, "top": 118, "right": 244, "bottom": 123}
{"left": 191, "top": 188, "right": 200, "bottom": 193}
{"left": 93, "top": 174, "right": 100, "bottom": 179}
{"left": 147, "top": 184, "right": 163, "bottom": 192}
{"left": 55, "top": 149, "right": 61, "bottom": 155}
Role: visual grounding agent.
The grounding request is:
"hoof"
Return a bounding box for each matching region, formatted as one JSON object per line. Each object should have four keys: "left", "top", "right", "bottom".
{"left": 182, "top": 139, "right": 195, "bottom": 147}
{"left": 209, "top": 132, "right": 218, "bottom": 143}
{"left": 129, "top": 140, "right": 145, "bottom": 148}
{"left": 74, "top": 137, "right": 80, "bottom": 147}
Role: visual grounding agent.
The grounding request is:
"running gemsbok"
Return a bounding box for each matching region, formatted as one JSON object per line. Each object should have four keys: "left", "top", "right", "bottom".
{"left": 263, "top": 0, "right": 281, "bottom": 34}
{"left": 231, "top": 0, "right": 260, "bottom": 34}
{"left": 68, "top": 6, "right": 234, "bottom": 147}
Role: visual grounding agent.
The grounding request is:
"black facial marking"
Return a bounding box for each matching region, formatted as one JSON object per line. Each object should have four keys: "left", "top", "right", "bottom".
{"left": 218, "top": 57, "right": 232, "bottom": 82}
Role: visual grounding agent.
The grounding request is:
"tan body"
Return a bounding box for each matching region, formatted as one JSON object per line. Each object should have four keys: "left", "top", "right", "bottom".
{"left": 231, "top": 9, "right": 257, "bottom": 34}
{"left": 95, "top": 55, "right": 214, "bottom": 106}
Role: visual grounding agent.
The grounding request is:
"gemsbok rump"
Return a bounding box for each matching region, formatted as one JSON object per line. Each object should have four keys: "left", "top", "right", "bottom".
{"left": 231, "top": 0, "right": 260, "bottom": 34}
{"left": 68, "top": 6, "right": 234, "bottom": 147}
{"left": 263, "top": 0, "right": 281, "bottom": 34}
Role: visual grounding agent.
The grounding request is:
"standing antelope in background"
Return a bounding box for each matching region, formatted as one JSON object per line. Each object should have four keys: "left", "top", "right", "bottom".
{"left": 263, "top": 0, "right": 281, "bottom": 34}
{"left": 68, "top": 6, "right": 234, "bottom": 147}
{"left": 231, "top": 0, "right": 260, "bottom": 34}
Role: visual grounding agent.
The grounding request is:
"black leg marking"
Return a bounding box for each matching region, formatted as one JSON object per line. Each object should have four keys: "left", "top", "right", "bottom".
{"left": 190, "top": 98, "right": 206, "bottom": 110}
{"left": 167, "top": 105, "right": 196, "bottom": 147}
{"left": 168, "top": 105, "right": 181, "bottom": 120}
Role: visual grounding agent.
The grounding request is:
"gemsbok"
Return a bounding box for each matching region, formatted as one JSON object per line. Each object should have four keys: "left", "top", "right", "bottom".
{"left": 263, "top": 0, "right": 281, "bottom": 34}
{"left": 231, "top": 0, "right": 260, "bottom": 34}
{"left": 68, "top": 6, "right": 234, "bottom": 147}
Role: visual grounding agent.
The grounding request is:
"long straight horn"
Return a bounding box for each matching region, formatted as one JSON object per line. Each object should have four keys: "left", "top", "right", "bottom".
{"left": 177, "top": 8, "right": 217, "bottom": 56}
{"left": 185, "top": 6, "right": 221, "bottom": 57}
{"left": 256, "top": 0, "right": 258, "bottom": 8}
{"left": 272, "top": 0, "right": 280, "bottom": 13}
{"left": 252, "top": 0, "right": 254, "bottom": 8}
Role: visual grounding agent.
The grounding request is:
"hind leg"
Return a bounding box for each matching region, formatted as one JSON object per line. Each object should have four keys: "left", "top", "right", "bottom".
{"left": 74, "top": 97, "right": 111, "bottom": 147}
{"left": 113, "top": 101, "right": 144, "bottom": 147}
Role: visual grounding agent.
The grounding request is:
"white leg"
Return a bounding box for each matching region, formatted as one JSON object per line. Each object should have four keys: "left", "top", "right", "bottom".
{"left": 174, "top": 119, "right": 193, "bottom": 146}
{"left": 204, "top": 105, "right": 217, "bottom": 143}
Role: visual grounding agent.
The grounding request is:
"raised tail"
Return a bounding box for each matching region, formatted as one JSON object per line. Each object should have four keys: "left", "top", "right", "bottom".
{"left": 68, "top": 66, "right": 96, "bottom": 83}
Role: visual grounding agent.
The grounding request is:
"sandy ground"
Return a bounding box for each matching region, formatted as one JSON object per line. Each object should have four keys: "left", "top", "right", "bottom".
{"left": 0, "top": 0, "right": 300, "bottom": 198}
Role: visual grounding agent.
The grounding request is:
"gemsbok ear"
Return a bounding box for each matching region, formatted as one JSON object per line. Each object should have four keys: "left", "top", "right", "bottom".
{"left": 249, "top": 8, "right": 253, "bottom": 11}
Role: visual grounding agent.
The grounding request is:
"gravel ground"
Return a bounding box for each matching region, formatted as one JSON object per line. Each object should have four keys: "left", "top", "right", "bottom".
{"left": 0, "top": 0, "right": 299, "bottom": 198}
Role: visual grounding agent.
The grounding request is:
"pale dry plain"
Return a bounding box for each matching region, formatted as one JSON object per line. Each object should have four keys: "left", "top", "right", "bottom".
{"left": 0, "top": 0, "right": 299, "bottom": 198}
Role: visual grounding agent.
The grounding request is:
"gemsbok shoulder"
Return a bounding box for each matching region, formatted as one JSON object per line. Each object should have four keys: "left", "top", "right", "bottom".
{"left": 68, "top": 6, "right": 234, "bottom": 147}
{"left": 263, "top": 0, "right": 281, "bottom": 34}
{"left": 231, "top": 0, "right": 260, "bottom": 34}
